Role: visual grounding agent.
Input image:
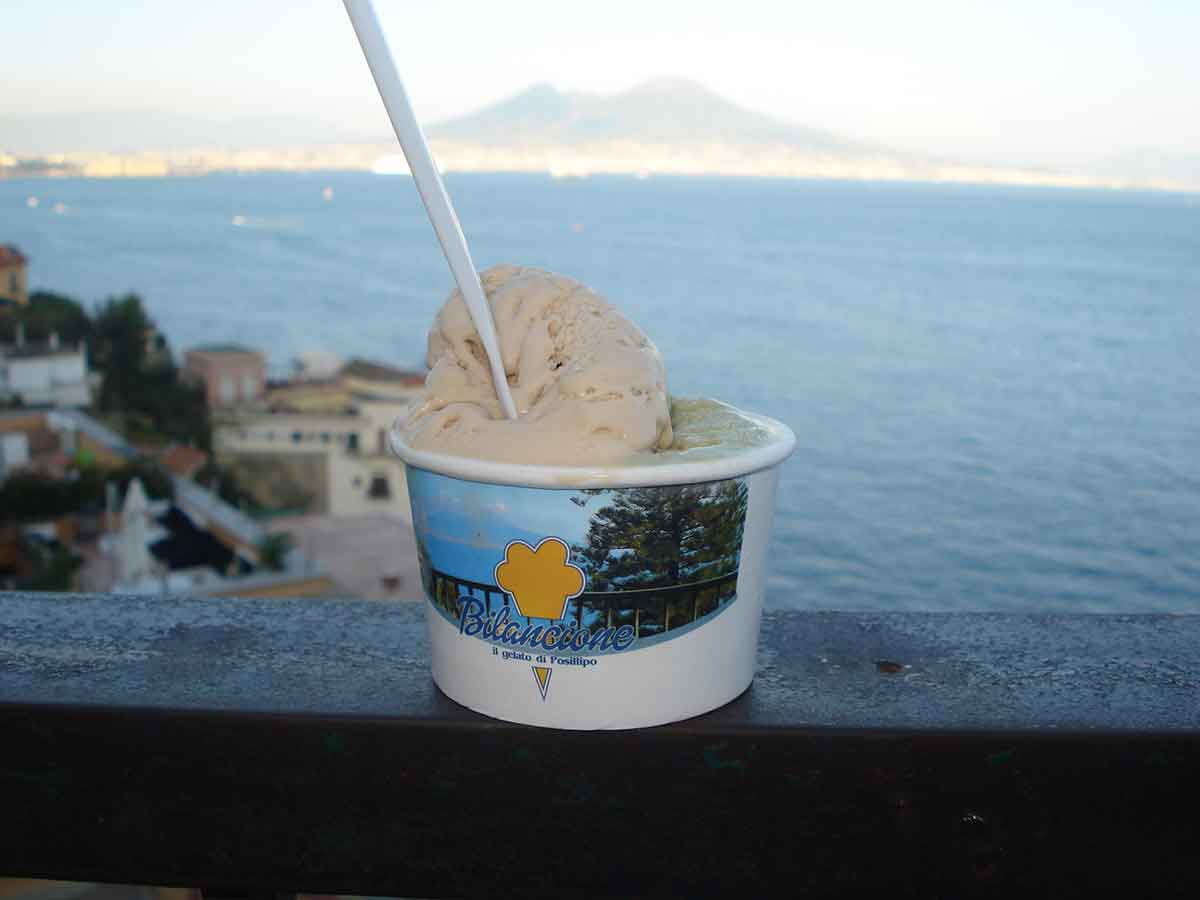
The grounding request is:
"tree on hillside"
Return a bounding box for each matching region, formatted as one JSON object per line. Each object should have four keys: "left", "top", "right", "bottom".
{"left": 195, "top": 462, "right": 262, "bottom": 512}
{"left": 103, "top": 458, "right": 175, "bottom": 504}
{"left": 16, "top": 540, "right": 82, "bottom": 592}
{"left": 0, "top": 459, "right": 173, "bottom": 526}
{"left": 0, "top": 291, "right": 93, "bottom": 347}
{"left": 0, "top": 473, "right": 75, "bottom": 524}
{"left": 91, "top": 294, "right": 210, "bottom": 450}
{"left": 137, "top": 366, "right": 211, "bottom": 449}
{"left": 258, "top": 533, "right": 294, "bottom": 572}
{"left": 92, "top": 294, "right": 154, "bottom": 408}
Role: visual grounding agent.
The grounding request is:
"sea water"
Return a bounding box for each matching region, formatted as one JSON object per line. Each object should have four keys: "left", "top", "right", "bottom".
{"left": 4, "top": 172, "right": 1199, "bottom": 612}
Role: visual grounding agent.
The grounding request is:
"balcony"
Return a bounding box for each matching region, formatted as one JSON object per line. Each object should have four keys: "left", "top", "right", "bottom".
{"left": 3, "top": 590, "right": 1199, "bottom": 897}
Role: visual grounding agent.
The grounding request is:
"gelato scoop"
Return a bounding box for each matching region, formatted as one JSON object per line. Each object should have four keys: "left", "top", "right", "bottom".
{"left": 399, "top": 265, "right": 674, "bottom": 465}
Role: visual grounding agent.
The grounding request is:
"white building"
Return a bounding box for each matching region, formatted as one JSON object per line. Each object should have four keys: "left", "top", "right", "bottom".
{"left": 214, "top": 395, "right": 413, "bottom": 519}
{"left": 0, "top": 431, "right": 30, "bottom": 479}
{"left": 0, "top": 333, "right": 92, "bottom": 408}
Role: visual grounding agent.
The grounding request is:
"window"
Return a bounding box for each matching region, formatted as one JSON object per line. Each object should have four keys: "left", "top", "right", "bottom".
{"left": 320, "top": 432, "right": 330, "bottom": 443}
{"left": 292, "top": 431, "right": 302, "bottom": 443}
{"left": 8, "top": 272, "right": 17, "bottom": 294}
{"left": 219, "top": 376, "right": 235, "bottom": 404}
{"left": 377, "top": 429, "right": 387, "bottom": 454}
{"left": 241, "top": 374, "right": 257, "bottom": 400}
{"left": 367, "top": 474, "right": 390, "bottom": 499}
{"left": 347, "top": 433, "right": 359, "bottom": 453}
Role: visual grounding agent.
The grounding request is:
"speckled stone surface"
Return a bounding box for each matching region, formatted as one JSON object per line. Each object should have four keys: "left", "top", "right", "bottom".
{"left": 4, "top": 592, "right": 1200, "bottom": 896}
{"left": 3, "top": 591, "right": 1199, "bottom": 732}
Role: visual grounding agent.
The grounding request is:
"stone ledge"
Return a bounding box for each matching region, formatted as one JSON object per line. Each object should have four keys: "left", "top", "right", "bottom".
{"left": 2, "top": 592, "right": 1198, "bottom": 897}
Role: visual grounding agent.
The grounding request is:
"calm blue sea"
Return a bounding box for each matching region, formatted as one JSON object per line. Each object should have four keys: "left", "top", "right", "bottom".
{"left": 3, "top": 172, "right": 1199, "bottom": 612}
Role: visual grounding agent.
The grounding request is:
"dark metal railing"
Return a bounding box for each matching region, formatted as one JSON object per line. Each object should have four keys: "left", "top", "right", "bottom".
{"left": 3, "top": 591, "right": 1200, "bottom": 898}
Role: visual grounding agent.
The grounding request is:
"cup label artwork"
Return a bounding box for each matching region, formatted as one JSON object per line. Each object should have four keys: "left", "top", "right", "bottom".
{"left": 408, "top": 470, "right": 750, "bottom": 701}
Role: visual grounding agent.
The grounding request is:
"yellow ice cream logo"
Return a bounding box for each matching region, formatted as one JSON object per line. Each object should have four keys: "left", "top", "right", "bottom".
{"left": 494, "top": 537, "right": 585, "bottom": 621}
{"left": 457, "top": 537, "right": 634, "bottom": 657}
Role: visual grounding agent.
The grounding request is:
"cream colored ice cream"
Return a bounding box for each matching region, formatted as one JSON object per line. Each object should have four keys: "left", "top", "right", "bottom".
{"left": 399, "top": 265, "right": 674, "bottom": 465}
{"left": 398, "top": 265, "right": 774, "bottom": 466}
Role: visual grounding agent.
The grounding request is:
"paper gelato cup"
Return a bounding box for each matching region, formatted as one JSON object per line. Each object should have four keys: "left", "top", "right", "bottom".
{"left": 390, "top": 411, "right": 796, "bottom": 729}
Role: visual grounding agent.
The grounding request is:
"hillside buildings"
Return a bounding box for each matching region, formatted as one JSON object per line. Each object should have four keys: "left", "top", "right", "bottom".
{"left": 0, "top": 245, "right": 91, "bottom": 408}
{"left": 211, "top": 355, "right": 423, "bottom": 521}
{"left": 183, "top": 345, "right": 266, "bottom": 409}
{"left": 0, "top": 332, "right": 92, "bottom": 408}
{"left": 0, "top": 408, "right": 335, "bottom": 598}
{"left": 0, "top": 245, "right": 28, "bottom": 307}
{"left": 0, "top": 409, "right": 133, "bottom": 478}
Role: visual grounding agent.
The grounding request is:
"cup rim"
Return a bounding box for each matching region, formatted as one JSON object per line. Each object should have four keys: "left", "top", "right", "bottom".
{"left": 389, "top": 409, "right": 796, "bottom": 489}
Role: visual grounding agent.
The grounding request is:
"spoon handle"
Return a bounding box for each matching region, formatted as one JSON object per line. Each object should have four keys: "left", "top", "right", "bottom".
{"left": 343, "top": 0, "right": 519, "bottom": 420}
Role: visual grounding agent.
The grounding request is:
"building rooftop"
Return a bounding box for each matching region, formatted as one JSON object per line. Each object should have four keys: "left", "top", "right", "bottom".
{"left": 350, "top": 389, "right": 416, "bottom": 404}
{"left": 0, "top": 245, "right": 28, "bottom": 269}
{"left": 340, "top": 357, "right": 424, "bottom": 386}
{"left": 172, "top": 476, "right": 265, "bottom": 549}
{"left": 0, "top": 410, "right": 49, "bottom": 426}
{"left": 0, "top": 342, "right": 83, "bottom": 360}
{"left": 46, "top": 410, "right": 137, "bottom": 461}
{"left": 187, "top": 344, "right": 263, "bottom": 357}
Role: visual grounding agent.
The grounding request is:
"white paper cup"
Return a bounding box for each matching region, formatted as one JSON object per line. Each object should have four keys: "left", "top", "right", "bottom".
{"left": 390, "top": 411, "right": 795, "bottom": 729}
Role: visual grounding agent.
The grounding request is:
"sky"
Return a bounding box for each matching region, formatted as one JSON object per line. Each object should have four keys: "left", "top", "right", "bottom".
{"left": 411, "top": 470, "right": 597, "bottom": 563}
{"left": 2, "top": 0, "right": 1198, "bottom": 167}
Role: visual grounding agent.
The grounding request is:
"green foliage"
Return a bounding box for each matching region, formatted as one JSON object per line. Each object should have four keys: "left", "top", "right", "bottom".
{"left": 0, "top": 458, "right": 172, "bottom": 525}
{"left": 258, "top": 532, "right": 294, "bottom": 571}
{"left": 415, "top": 532, "right": 434, "bottom": 598}
{"left": 195, "top": 461, "right": 259, "bottom": 512}
{"left": 90, "top": 294, "right": 210, "bottom": 450}
{"left": 0, "top": 291, "right": 93, "bottom": 347}
{"left": 92, "top": 294, "right": 154, "bottom": 408}
{"left": 571, "top": 480, "right": 749, "bottom": 590}
{"left": 0, "top": 473, "right": 75, "bottom": 522}
{"left": 17, "top": 543, "right": 82, "bottom": 591}
{"left": 105, "top": 458, "right": 174, "bottom": 503}
{"left": 2, "top": 285, "right": 211, "bottom": 457}
{"left": 135, "top": 365, "right": 211, "bottom": 450}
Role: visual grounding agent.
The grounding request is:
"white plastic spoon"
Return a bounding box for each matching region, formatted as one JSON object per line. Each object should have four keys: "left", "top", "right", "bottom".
{"left": 343, "top": 0, "right": 519, "bottom": 420}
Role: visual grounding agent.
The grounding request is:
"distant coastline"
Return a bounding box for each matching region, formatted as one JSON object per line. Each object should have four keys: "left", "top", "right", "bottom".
{"left": 2, "top": 143, "right": 1196, "bottom": 194}
{"left": 4, "top": 80, "right": 1197, "bottom": 193}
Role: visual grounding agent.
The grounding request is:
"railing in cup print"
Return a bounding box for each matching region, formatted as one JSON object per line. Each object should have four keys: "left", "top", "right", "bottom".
{"left": 427, "top": 568, "right": 739, "bottom": 639}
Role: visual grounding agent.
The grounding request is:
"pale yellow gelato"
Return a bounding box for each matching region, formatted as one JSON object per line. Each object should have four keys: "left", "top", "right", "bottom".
{"left": 665, "top": 397, "right": 772, "bottom": 455}
{"left": 397, "top": 266, "right": 774, "bottom": 466}
{"left": 399, "top": 265, "right": 674, "bottom": 465}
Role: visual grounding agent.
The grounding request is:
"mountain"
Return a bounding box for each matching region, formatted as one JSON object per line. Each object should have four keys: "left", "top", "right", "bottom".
{"left": 416, "top": 78, "right": 942, "bottom": 181}
{"left": 417, "top": 80, "right": 1198, "bottom": 191}
{"left": 3, "top": 79, "right": 1195, "bottom": 191}
{"left": 428, "top": 79, "right": 881, "bottom": 157}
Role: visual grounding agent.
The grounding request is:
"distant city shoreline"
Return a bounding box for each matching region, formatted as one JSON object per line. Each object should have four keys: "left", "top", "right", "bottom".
{"left": 3, "top": 145, "right": 1197, "bottom": 195}
{"left": 4, "top": 80, "right": 1197, "bottom": 193}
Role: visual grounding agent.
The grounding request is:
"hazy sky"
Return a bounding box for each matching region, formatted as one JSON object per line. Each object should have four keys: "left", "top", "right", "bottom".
{"left": 2, "top": 0, "right": 1197, "bottom": 166}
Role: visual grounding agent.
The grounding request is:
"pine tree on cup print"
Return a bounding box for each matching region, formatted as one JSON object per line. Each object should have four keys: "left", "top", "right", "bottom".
{"left": 567, "top": 479, "right": 749, "bottom": 638}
